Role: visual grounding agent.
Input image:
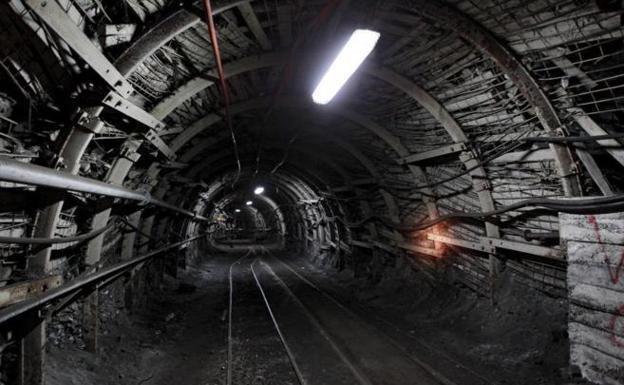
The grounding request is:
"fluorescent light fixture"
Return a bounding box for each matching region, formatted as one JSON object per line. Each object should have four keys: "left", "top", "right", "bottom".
{"left": 246, "top": 201, "right": 253, "bottom": 206}
{"left": 312, "top": 29, "right": 380, "bottom": 105}
{"left": 235, "top": 209, "right": 241, "bottom": 213}
{"left": 254, "top": 186, "right": 265, "bottom": 195}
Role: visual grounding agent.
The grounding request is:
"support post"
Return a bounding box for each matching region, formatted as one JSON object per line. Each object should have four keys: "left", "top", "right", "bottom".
{"left": 19, "top": 317, "right": 45, "bottom": 385}
{"left": 82, "top": 287, "right": 99, "bottom": 352}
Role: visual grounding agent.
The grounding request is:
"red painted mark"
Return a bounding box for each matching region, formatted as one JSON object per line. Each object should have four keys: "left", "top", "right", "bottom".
{"left": 587, "top": 215, "right": 624, "bottom": 285}
{"left": 609, "top": 304, "right": 624, "bottom": 348}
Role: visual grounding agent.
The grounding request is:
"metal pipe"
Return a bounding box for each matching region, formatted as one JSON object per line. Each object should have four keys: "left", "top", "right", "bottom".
{"left": 0, "top": 233, "right": 207, "bottom": 326}
{"left": 0, "top": 156, "right": 208, "bottom": 221}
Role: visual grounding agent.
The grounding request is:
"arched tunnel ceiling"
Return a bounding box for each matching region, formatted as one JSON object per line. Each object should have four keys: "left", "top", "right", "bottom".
{"left": 1, "top": 2, "right": 624, "bottom": 383}
{"left": 0, "top": 0, "right": 623, "bottom": 261}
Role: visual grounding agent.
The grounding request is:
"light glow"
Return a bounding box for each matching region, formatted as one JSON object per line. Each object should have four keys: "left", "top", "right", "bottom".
{"left": 246, "top": 201, "right": 253, "bottom": 206}
{"left": 312, "top": 29, "right": 381, "bottom": 105}
{"left": 235, "top": 209, "right": 241, "bottom": 213}
{"left": 254, "top": 186, "right": 265, "bottom": 195}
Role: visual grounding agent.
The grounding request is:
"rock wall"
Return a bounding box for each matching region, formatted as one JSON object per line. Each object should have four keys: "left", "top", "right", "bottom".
{"left": 561, "top": 213, "right": 624, "bottom": 385}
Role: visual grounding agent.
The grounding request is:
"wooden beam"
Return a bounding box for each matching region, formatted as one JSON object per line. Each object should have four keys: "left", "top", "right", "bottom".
{"left": 398, "top": 143, "right": 467, "bottom": 164}
{"left": 427, "top": 234, "right": 564, "bottom": 261}
{"left": 427, "top": 234, "right": 495, "bottom": 254}
{"left": 574, "top": 146, "right": 614, "bottom": 196}
{"left": 24, "top": 0, "right": 133, "bottom": 97}
{"left": 238, "top": 3, "right": 272, "bottom": 50}
{"left": 0, "top": 276, "right": 62, "bottom": 308}
{"left": 571, "top": 110, "right": 624, "bottom": 168}
{"left": 491, "top": 148, "right": 554, "bottom": 164}
{"left": 396, "top": 242, "right": 442, "bottom": 258}
{"left": 481, "top": 237, "right": 564, "bottom": 261}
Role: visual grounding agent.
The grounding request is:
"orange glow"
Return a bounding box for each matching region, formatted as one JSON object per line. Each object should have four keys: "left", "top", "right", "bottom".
{"left": 406, "top": 220, "right": 451, "bottom": 259}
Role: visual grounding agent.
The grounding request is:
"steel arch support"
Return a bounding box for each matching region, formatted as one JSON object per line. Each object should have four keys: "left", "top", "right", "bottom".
{"left": 402, "top": 0, "right": 582, "bottom": 197}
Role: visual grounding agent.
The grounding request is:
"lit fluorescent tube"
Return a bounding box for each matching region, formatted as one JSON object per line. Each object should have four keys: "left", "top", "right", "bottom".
{"left": 312, "top": 29, "right": 380, "bottom": 105}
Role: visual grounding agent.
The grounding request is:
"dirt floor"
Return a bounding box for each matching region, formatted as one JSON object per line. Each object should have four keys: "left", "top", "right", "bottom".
{"left": 292, "top": 253, "right": 589, "bottom": 385}
{"left": 45, "top": 250, "right": 591, "bottom": 385}
{"left": 47, "top": 254, "right": 234, "bottom": 385}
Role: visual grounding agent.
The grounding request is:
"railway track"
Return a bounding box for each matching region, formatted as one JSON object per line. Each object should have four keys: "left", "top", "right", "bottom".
{"left": 267, "top": 254, "right": 495, "bottom": 385}
{"left": 226, "top": 249, "right": 301, "bottom": 385}
{"left": 225, "top": 248, "right": 484, "bottom": 385}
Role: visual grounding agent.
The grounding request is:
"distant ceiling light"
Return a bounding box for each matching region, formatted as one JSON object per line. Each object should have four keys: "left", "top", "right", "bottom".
{"left": 254, "top": 186, "right": 265, "bottom": 195}
{"left": 235, "top": 209, "right": 241, "bottom": 213}
{"left": 246, "top": 201, "right": 253, "bottom": 206}
{"left": 312, "top": 29, "right": 381, "bottom": 105}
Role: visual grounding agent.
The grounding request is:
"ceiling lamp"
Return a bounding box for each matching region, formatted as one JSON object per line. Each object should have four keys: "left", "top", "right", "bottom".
{"left": 246, "top": 201, "right": 253, "bottom": 206}
{"left": 254, "top": 186, "right": 265, "bottom": 195}
{"left": 235, "top": 209, "right": 241, "bottom": 213}
{"left": 312, "top": 29, "right": 381, "bottom": 105}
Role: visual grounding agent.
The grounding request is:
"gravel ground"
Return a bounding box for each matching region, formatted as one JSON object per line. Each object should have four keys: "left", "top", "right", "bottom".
{"left": 47, "top": 254, "right": 234, "bottom": 385}
{"left": 285, "top": 252, "right": 592, "bottom": 385}
{"left": 45, "top": 250, "right": 593, "bottom": 385}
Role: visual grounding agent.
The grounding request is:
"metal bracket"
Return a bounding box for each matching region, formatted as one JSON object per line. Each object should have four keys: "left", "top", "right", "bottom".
{"left": 399, "top": 142, "right": 467, "bottom": 164}
{"left": 427, "top": 233, "right": 496, "bottom": 254}
{"left": 101, "top": 93, "right": 176, "bottom": 160}
{"left": 471, "top": 176, "right": 492, "bottom": 193}
{"left": 144, "top": 130, "right": 176, "bottom": 160}
{"left": 120, "top": 146, "right": 141, "bottom": 163}
{"left": 76, "top": 110, "right": 105, "bottom": 134}
{"left": 24, "top": 0, "right": 134, "bottom": 97}
{"left": 428, "top": 233, "right": 564, "bottom": 260}
{"left": 102, "top": 92, "right": 165, "bottom": 131}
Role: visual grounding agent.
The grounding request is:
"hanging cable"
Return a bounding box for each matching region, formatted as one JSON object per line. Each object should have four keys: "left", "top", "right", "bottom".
{"left": 270, "top": 134, "right": 298, "bottom": 174}
{"left": 523, "top": 134, "right": 624, "bottom": 143}
{"left": 0, "top": 216, "right": 217, "bottom": 246}
{"left": 339, "top": 193, "right": 624, "bottom": 232}
{"left": 201, "top": 0, "right": 241, "bottom": 186}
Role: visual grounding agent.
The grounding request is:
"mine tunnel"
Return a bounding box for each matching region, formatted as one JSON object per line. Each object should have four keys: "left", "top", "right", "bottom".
{"left": 0, "top": 0, "right": 623, "bottom": 384}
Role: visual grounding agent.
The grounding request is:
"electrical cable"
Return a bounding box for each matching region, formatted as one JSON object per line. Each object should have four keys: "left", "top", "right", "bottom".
{"left": 523, "top": 134, "right": 624, "bottom": 143}
{"left": 401, "top": 140, "right": 527, "bottom": 190}
{"left": 201, "top": 0, "right": 241, "bottom": 187}
{"left": 339, "top": 193, "right": 624, "bottom": 232}
{"left": 270, "top": 134, "right": 298, "bottom": 174}
{"left": 316, "top": 141, "right": 523, "bottom": 201}
{"left": 0, "top": 216, "right": 215, "bottom": 246}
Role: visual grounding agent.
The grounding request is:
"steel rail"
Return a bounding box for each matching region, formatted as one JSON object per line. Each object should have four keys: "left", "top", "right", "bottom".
{"left": 252, "top": 259, "right": 374, "bottom": 385}
{"left": 226, "top": 250, "right": 253, "bottom": 385}
{"left": 0, "top": 156, "right": 208, "bottom": 221}
{"left": 0, "top": 233, "right": 207, "bottom": 326}
{"left": 269, "top": 253, "right": 487, "bottom": 385}
{"left": 249, "top": 258, "right": 310, "bottom": 385}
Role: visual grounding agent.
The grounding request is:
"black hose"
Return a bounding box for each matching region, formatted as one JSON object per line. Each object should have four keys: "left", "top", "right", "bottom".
{"left": 523, "top": 134, "right": 624, "bottom": 143}
{"left": 339, "top": 193, "right": 624, "bottom": 232}
{"left": 0, "top": 216, "right": 197, "bottom": 245}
